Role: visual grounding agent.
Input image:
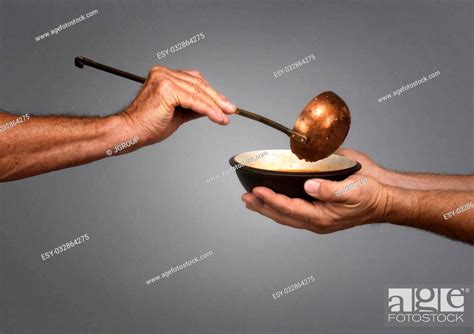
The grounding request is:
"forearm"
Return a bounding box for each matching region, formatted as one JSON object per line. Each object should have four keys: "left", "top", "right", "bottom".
{"left": 385, "top": 186, "right": 474, "bottom": 244}
{"left": 0, "top": 111, "right": 139, "bottom": 182}
{"left": 381, "top": 169, "right": 474, "bottom": 191}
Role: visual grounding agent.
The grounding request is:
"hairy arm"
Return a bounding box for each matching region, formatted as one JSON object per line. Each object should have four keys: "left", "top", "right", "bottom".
{"left": 336, "top": 148, "right": 474, "bottom": 191}
{"left": 0, "top": 65, "right": 236, "bottom": 182}
{"left": 386, "top": 187, "right": 474, "bottom": 244}
{"left": 0, "top": 112, "right": 135, "bottom": 181}
{"left": 382, "top": 170, "right": 474, "bottom": 192}
{"left": 242, "top": 174, "right": 474, "bottom": 245}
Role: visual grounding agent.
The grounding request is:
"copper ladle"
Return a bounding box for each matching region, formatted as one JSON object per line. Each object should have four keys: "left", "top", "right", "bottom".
{"left": 74, "top": 56, "right": 350, "bottom": 161}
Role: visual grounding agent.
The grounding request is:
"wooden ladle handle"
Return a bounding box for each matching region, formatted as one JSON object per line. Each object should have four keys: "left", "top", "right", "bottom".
{"left": 234, "top": 108, "right": 306, "bottom": 142}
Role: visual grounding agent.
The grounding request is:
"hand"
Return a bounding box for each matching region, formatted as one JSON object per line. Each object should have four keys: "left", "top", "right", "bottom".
{"left": 121, "top": 65, "right": 236, "bottom": 145}
{"left": 241, "top": 175, "right": 391, "bottom": 234}
{"left": 335, "top": 148, "right": 388, "bottom": 182}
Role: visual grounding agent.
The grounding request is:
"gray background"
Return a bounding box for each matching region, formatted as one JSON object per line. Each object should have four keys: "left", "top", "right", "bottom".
{"left": 0, "top": 0, "right": 473, "bottom": 333}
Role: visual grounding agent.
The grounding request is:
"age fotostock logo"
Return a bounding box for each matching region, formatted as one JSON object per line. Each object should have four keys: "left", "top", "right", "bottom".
{"left": 386, "top": 287, "right": 472, "bottom": 327}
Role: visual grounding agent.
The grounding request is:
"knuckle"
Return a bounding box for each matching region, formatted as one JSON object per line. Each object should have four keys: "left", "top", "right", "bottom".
{"left": 191, "top": 83, "right": 201, "bottom": 95}
{"left": 152, "top": 64, "right": 166, "bottom": 71}
{"left": 189, "top": 91, "right": 200, "bottom": 105}
{"left": 157, "top": 78, "right": 173, "bottom": 93}
{"left": 196, "top": 77, "right": 207, "bottom": 87}
{"left": 149, "top": 72, "right": 164, "bottom": 82}
{"left": 150, "top": 65, "right": 164, "bottom": 75}
{"left": 281, "top": 205, "right": 294, "bottom": 216}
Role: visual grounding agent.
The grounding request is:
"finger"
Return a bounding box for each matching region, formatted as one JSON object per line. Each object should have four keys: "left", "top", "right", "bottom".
{"left": 172, "top": 70, "right": 236, "bottom": 114}
{"left": 148, "top": 67, "right": 228, "bottom": 124}
{"left": 182, "top": 70, "right": 203, "bottom": 78}
{"left": 178, "top": 70, "right": 234, "bottom": 107}
{"left": 159, "top": 78, "right": 228, "bottom": 125}
{"left": 161, "top": 73, "right": 230, "bottom": 124}
{"left": 170, "top": 75, "right": 229, "bottom": 124}
{"left": 242, "top": 193, "right": 263, "bottom": 212}
{"left": 335, "top": 147, "right": 370, "bottom": 163}
{"left": 243, "top": 193, "right": 309, "bottom": 229}
{"left": 335, "top": 147, "right": 354, "bottom": 157}
{"left": 251, "top": 187, "right": 319, "bottom": 223}
{"left": 304, "top": 176, "right": 367, "bottom": 203}
{"left": 242, "top": 193, "right": 308, "bottom": 228}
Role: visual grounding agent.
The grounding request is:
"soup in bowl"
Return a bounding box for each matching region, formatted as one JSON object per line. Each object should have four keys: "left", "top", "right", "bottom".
{"left": 229, "top": 149, "right": 361, "bottom": 200}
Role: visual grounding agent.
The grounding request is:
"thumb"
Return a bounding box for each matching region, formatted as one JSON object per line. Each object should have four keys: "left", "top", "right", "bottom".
{"left": 304, "top": 178, "right": 349, "bottom": 202}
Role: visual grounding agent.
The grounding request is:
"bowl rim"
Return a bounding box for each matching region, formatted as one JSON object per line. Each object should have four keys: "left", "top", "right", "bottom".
{"left": 229, "top": 150, "right": 361, "bottom": 177}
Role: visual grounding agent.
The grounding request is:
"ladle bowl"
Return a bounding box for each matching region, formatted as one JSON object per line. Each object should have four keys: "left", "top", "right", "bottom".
{"left": 291, "top": 91, "right": 351, "bottom": 162}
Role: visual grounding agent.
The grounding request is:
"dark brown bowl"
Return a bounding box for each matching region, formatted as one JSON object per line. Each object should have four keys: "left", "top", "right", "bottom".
{"left": 229, "top": 150, "right": 361, "bottom": 201}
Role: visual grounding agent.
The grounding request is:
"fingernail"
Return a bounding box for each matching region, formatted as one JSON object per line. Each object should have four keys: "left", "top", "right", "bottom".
{"left": 305, "top": 180, "right": 320, "bottom": 194}
{"left": 226, "top": 101, "right": 236, "bottom": 111}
